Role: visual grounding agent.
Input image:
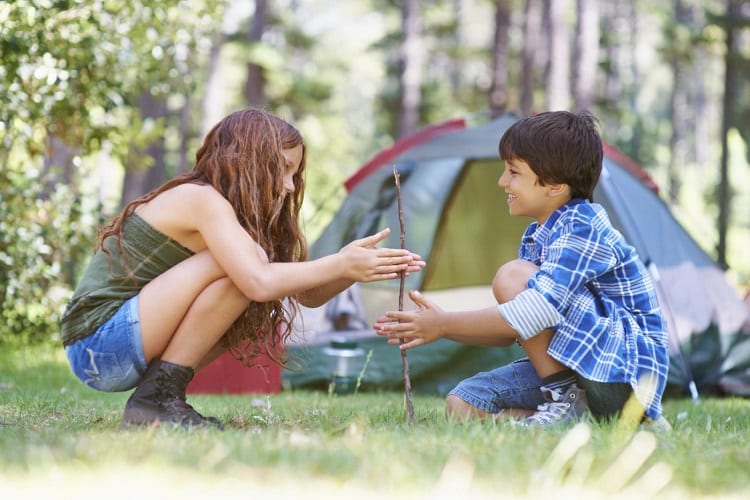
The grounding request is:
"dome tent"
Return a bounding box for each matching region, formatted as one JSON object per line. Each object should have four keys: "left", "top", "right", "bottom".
{"left": 285, "top": 113, "right": 750, "bottom": 398}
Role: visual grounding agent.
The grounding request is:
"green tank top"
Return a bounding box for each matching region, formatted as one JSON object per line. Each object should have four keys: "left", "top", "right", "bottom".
{"left": 60, "top": 213, "right": 194, "bottom": 346}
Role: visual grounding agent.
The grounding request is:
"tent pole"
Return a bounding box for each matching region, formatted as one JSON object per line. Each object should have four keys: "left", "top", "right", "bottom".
{"left": 648, "top": 262, "right": 701, "bottom": 404}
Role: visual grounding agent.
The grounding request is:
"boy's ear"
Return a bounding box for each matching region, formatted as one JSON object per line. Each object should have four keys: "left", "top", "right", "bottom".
{"left": 547, "top": 183, "right": 571, "bottom": 199}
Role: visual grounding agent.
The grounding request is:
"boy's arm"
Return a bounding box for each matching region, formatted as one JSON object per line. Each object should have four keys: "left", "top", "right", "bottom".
{"left": 374, "top": 290, "right": 518, "bottom": 350}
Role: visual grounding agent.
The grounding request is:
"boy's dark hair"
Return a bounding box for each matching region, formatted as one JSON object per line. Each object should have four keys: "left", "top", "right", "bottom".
{"left": 498, "top": 111, "right": 603, "bottom": 201}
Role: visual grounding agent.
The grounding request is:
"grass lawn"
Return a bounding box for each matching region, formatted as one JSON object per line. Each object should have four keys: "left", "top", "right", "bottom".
{"left": 1, "top": 343, "right": 749, "bottom": 499}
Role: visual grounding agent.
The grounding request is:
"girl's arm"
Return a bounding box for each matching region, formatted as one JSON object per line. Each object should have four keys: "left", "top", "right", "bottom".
{"left": 195, "top": 186, "right": 421, "bottom": 303}
{"left": 298, "top": 252, "right": 425, "bottom": 308}
{"left": 297, "top": 278, "right": 355, "bottom": 308}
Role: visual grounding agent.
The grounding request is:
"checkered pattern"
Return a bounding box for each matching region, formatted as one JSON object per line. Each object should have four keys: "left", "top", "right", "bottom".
{"left": 498, "top": 199, "right": 669, "bottom": 420}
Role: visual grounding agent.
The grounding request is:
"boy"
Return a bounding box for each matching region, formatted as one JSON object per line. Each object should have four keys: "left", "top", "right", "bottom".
{"left": 375, "top": 111, "right": 669, "bottom": 426}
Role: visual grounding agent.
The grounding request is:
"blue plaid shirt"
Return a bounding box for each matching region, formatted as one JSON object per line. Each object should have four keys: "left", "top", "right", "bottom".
{"left": 498, "top": 199, "right": 669, "bottom": 419}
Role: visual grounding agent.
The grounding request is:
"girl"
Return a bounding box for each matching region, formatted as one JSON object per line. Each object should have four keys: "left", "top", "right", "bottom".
{"left": 62, "top": 108, "right": 424, "bottom": 429}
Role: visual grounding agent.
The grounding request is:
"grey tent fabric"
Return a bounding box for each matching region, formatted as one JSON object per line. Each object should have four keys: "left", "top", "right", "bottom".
{"left": 285, "top": 114, "right": 750, "bottom": 397}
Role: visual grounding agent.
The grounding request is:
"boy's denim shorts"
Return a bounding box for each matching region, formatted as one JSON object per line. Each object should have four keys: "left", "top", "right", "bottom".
{"left": 448, "top": 358, "right": 632, "bottom": 420}
{"left": 65, "top": 296, "right": 148, "bottom": 392}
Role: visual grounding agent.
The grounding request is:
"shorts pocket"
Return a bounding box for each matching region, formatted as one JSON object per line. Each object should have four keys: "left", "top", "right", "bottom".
{"left": 81, "top": 348, "right": 129, "bottom": 392}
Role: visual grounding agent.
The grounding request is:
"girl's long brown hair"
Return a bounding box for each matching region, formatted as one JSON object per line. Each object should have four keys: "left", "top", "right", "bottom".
{"left": 99, "top": 108, "right": 308, "bottom": 366}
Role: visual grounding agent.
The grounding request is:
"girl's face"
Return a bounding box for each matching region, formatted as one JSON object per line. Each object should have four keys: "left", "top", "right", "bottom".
{"left": 280, "top": 144, "right": 304, "bottom": 195}
{"left": 497, "top": 158, "right": 568, "bottom": 224}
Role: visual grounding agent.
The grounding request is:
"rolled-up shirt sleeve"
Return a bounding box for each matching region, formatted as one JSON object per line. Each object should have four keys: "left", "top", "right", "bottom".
{"left": 497, "top": 288, "right": 563, "bottom": 340}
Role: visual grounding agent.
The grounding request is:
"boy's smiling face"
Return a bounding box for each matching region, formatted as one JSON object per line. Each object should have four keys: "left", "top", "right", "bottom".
{"left": 498, "top": 158, "right": 571, "bottom": 224}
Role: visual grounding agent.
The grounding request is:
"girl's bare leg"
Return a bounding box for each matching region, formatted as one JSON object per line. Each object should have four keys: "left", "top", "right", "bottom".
{"left": 121, "top": 250, "right": 249, "bottom": 428}
{"left": 195, "top": 342, "right": 229, "bottom": 372}
{"left": 137, "top": 250, "right": 250, "bottom": 369}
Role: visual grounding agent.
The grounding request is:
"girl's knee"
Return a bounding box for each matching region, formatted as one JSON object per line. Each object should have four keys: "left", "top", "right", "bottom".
{"left": 492, "top": 259, "right": 539, "bottom": 302}
{"left": 192, "top": 254, "right": 247, "bottom": 304}
{"left": 213, "top": 276, "right": 249, "bottom": 304}
{"left": 188, "top": 250, "right": 229, "bottom": 280}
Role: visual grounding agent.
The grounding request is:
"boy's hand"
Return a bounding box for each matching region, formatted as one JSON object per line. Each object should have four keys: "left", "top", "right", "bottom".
{"left": 374, "top": 290, "right": 443, "bottom": 350}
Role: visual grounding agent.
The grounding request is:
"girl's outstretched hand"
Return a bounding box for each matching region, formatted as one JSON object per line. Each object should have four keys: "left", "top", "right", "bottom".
{"left": 339, "top": 228, "right": 425, "bottom": 282}
{"left": 374, "top": 290, "right": 443, "bottom": 350}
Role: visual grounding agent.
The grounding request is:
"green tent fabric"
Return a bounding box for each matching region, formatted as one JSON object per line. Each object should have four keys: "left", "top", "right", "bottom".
{"left": 284, "top": 114, "right": 750, "bottom": 398}
{"left": 286, "top": 333, "right": 526, "bottom": 395}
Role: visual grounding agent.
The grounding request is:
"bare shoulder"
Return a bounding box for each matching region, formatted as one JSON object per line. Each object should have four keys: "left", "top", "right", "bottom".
{"left": 146, "top": 183, "right": 231, "bottom": 215}
{"left": 137, "top": 183, "right": 236, "bottom": 249}
{"left": 167, "top": 183, "right": 221, "bottom": 201}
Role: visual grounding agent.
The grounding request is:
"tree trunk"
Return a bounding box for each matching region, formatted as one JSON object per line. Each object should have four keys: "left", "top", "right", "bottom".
{"left": 693, "top": 52, "right": 709, "bottom": 168}
{"left": 545, "top": 0, "right": 570, "bottom": 111}
{"left": 520, "top": 0, "right": 543, "bottom": 116}
{"left": 686, "top": 6, "right": 709, "bottom": 170}
{"left": 573, "top": 0, "right": 600, "bottom": 112}
{"left": 449, "top": 0, "right": 463, "bottom": 93}
{"left": 201, "top": 32, "right": 227, "bottom": 137}
{"left": 667, "top": 61, "right": 687, "bottom": 207}
{"left": 666, "top": 0, "right": 690, "bottom": 207}
{"left": 245, "top": 0, "right": 268, "bottom": 108}
{"left": 397, "top": 0, "right": 423, "bottom": 138}
{"left": 717, "top": 0, "right": 741, "bottom": 269}
{"left": 176, "top": 95, "right": 192, "bottom": 175}
{"left": 120, "top": 93, "right": 168, "bottom": 207}
{"left": 489, "top": 0, "right": 511, "bottom": 117}
{"left": 41, "top": 133, "right": 78, "bottom": 199}
{"left": 599, "top": 2, "right": 620, "bottom": 112}
{"left": 626, "top": 0, "right": 642, "bottom": 159}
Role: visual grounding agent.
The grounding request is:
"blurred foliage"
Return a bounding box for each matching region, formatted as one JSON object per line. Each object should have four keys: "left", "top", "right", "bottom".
{"left": 0, "top": 0, "right": 223, "bottom": 341}
{"left": 0, "top": 167, "right": 95, "bottom": 343}
{"left": 0, "top": 1, "right": 211, "bottom": 156}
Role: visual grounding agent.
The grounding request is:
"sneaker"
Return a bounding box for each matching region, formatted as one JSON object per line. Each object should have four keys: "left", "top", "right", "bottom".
{"left": 523, "top": 383, "right": 590, "bottom": 426}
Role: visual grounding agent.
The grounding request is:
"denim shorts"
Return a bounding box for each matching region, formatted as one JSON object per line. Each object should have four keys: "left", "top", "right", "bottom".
{"left": 448, "top": 358, "right": 632, "bottom": 420}
{"left": 65, "top": 296, "right": 147, "bottom": 392}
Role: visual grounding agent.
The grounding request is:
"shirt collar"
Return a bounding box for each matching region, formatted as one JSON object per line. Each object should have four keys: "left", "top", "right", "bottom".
{"left": 524, "top": 198, "right": 588, "bottom": 244}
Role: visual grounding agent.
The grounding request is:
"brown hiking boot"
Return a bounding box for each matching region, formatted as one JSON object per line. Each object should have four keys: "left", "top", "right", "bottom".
{"left": 120, "top": 359, "right": 223, "bottom": 430}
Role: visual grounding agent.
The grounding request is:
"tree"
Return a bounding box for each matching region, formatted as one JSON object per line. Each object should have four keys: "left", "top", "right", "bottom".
{"left": 545, "top": 0, "right": 571, "bottom": 111}
{"left": 489, "top": 0, "right": 511, "bottom": 116}
{"left": 245, "top": 0, "right": 269, "bottom": 107}
{"left": 120, "top": 93, "right": 168, "bottom": 207}
{"left": 664, "top": 0, "right": 693, "bottom": 206}
{"left": 572, "top": 0, "right": 599, "bottom": 112}
{"left": 201, "top": 32, "right": 228, "bottom": 138}
{"left": 716, "top": 0, "right": 748, "bottom": 269}
{"left": 113, "top": 1, "right": 225, "bottom": 205}
{"left": 397, "top": 0, "right": 424, "bottom": 138}
{"left": 520, "top": 0, "right": 543, "bottom": 116}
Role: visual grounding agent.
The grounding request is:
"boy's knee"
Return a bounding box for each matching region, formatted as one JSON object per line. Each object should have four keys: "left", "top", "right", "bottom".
{"left": 445, "top": 394, "right": 466, "bottom": 419}
{"left": 493, "top": 259, "right": 539, "bottom": 302}
{"left": 445, "top": 394, "right": 482, "bottom": 421}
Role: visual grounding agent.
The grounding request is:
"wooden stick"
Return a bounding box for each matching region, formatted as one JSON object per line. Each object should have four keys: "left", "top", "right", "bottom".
{"left": 393, "top": 165, "right": 415, "bottom": 425}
